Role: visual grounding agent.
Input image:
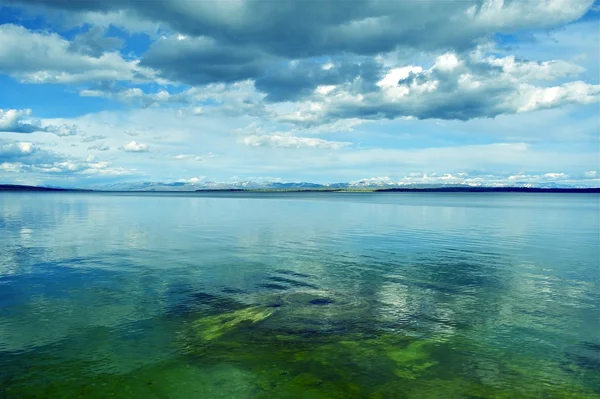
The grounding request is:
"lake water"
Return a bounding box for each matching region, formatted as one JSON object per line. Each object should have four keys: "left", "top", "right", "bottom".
{"left": 0, "top": 192, "right": 598, "bottom": 398}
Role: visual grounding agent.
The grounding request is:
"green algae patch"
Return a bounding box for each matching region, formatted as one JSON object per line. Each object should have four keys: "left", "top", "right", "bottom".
{"left": 1, "top": 361, "right": 259, "bottom": 399}
{"left": 387, "top": 340, "right": 439, "bottom": 380}
{"left": 3, "top": 329, "right": 600, "bottom": 399}
{"left": 5, "top": 297, "right": 600, "bottom": 399}
{"left": 179, "top": 326, "right": 600, "bottom": 399}
{"left": 192, "top": 306, "right": 274, "bottom": 341}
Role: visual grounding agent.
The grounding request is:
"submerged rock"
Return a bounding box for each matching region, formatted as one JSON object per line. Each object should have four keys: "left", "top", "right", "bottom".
{"left": 253, "top": 289, "right": 373, "bottom": 335}
{"left": 309, "top": 298, "right": 335, "bottom": 306}
{"left": 564, "top": 342, "right": 600, "bottom": 371}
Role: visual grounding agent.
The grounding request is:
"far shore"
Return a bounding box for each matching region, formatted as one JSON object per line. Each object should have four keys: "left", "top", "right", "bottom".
{"left": 1, "top": 184, "right": 599, "bottom": 194}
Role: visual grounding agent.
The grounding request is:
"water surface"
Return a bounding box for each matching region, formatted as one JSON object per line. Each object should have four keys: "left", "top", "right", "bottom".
{"left": 1, "top": 192, "right": 598, "bottom": 398}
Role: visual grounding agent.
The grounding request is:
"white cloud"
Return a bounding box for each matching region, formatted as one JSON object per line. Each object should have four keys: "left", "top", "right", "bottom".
{"left": 171, "top": 154, "right": 207, "bottom": 161}
{"left": 353, "top": 170, "right": 599, "bottom": 187}
{"left": 543, "top": 172, "right": 569, "bottom": 179}
{"left": 0, "top": 109, "right": 40, "bottom": 133}
{"left": 278, "top": 50, "right": 599, "bottom": 125}
{"left": 120, "top": 141, "right": 150, "bottom": 152}
{"left": 514, "top": 81, "right": 600, "bottom": 113}
{"left": 488, "top": 56, "right": 584, "bottom": 81}
{"left": 0, "top": 109, "right": 29, "bottom": 129}
{"left": 45, "top": 124, "right": 79, "bottom": 137}
{"left": 178, "top": 177, "right": 206, "bottom": 184}
{"left": 81, "top": 80, "right": 267, "bottom": 119}
{"left": 0, "top": 141, "right": 38, "bottom": 157}
{"left": 0, "top": 139, "right": 133, "bottom": 178}
{"left": 0, "top": 108, "right": 83, "bottom": 136}
{"left": 240, "top": 135, "right": 352, "bottom": 149}
{"left": 81, "top": 135, "right": 107, "bottom": 143}
{"left": 1, "top": 95, "right": 595, "bottom": 187}
{"left": 377, "top": 66, "right": 423, "bottom": 89}
{"left": 0, "top": 24, "right": 153, "bottom": 84}
{"left": 88, "top": 143, "right": 110, "bottom": 151}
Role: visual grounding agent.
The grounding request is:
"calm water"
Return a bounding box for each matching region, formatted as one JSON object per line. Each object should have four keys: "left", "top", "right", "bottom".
{"left": 0, "top": 192, "right": 598, "bottom": 398}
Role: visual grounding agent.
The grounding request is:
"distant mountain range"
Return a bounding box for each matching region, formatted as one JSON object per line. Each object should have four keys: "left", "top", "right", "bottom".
{"left": 1, "top": 180, "right": 598, "bottom": 193}
{"left": 91, "top": 179, "right": 597, "bottom": 191}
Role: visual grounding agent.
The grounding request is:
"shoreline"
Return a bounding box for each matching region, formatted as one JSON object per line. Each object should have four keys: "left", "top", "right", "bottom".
{"left": 1, "top": 184, "right": 599, "bottom": 194}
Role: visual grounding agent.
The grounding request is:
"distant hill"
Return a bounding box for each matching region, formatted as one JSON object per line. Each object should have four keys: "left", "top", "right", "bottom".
{"left": 0, "top": 185, "right": 86, "bottom": 192}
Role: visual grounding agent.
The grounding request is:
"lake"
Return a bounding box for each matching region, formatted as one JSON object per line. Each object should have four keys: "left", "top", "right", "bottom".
{"left": 0, "top": 192, "right": 598, "bottom": 398}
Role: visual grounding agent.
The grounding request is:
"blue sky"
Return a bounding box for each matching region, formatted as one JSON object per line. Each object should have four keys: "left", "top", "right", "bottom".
{"left": 0, "top": 0, "right": 598, "bottom": 187}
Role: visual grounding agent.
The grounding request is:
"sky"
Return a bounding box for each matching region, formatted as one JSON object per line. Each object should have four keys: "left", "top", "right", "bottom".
{"left": 0, "top": 0, "right": 598, "bottom": 188}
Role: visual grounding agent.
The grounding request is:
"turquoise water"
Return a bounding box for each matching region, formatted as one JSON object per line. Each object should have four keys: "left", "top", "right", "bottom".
{"left": 0, "top": 192, "right": 598, "bottom": 398}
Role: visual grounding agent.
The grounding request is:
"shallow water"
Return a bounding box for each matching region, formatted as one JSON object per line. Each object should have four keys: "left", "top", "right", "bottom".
{"left": 0, "top": 192, "right": 598, "bottom": 398}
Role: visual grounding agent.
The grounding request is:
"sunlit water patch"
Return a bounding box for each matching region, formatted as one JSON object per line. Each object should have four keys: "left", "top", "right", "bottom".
{"left": 0, "top": 192, "right": 598, "bottom": 398}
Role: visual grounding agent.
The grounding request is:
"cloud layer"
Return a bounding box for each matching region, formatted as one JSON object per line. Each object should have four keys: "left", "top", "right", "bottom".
{"left": 0, "top": 0, "right": 598, "bottom": 186}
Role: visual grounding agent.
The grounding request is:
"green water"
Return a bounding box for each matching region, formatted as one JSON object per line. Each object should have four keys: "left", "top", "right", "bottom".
{"left": 0, "top": 192, "right": 598, "bottom": 398}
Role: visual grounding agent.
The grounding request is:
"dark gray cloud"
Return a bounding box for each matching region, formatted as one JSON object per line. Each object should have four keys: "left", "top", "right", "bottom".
{"left": 3, "top": 0, "right": 596, "bottom": 125}
{"left": 4, "top": 0, "right": 593, "bottom": 94}
{"left": 0, "top": 24, "right": 145, "bottom": 84}
{"left": 7, "top": 0, "right": 593, "bottom": 58}
{"left": 68, "top": 26, "right": 123, "bottom": 57}
{"left": 255, "top": 56, "right": 381, "bottom": 102}
{"left": 140, "top": 36, "right": 274, "bottom": 86}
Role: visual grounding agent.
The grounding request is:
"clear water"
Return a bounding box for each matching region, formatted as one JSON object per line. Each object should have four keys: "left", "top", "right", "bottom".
{"left": 0, "top": 192, "right": 598, "bottom": 398}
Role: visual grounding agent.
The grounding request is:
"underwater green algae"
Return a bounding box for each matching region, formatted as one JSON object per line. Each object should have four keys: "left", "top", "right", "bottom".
{"left": 191, "top": 306, "right": 275, "bottom": 341}
{"left": 2, "top": 297, "right": 599, "bottom": 399}
{"left": 2, "top": 329, "right": 599, "bottom": 398}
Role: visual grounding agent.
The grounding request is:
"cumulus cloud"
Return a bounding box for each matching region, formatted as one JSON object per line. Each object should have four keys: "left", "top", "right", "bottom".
{"left": 80, "top": 45, "right": 598, "bottom": 126}
{"left": 0, "top": 108, "right": 80, "bottom": 136}
{"left": 0, "top": 139, "right": 129, "bottom": 176}
{"left": 68, "top": 25, "right": 124, "bottom": 57}
{"left": 278, "top": 51, "right": 599, "bottom": 124}
{"left": 0, "top": 109, "right": 41, "bottom": 133}
{"left": 0, "top": 24, "right": 151, "bottom": 83}
{"left": 0, "top": 141, "right": 38, "bottom": 158}
{"left": 241, "top": 135, "right": 352, "bottom": 149}
{"left": 120, "top": 141, "right": 150, "bottom": 152}
{"left": 513, "top": 82, "right": 599, "bottom": 113}
{"left": 254, "top": 57, "right": 381, "bottom": 102}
